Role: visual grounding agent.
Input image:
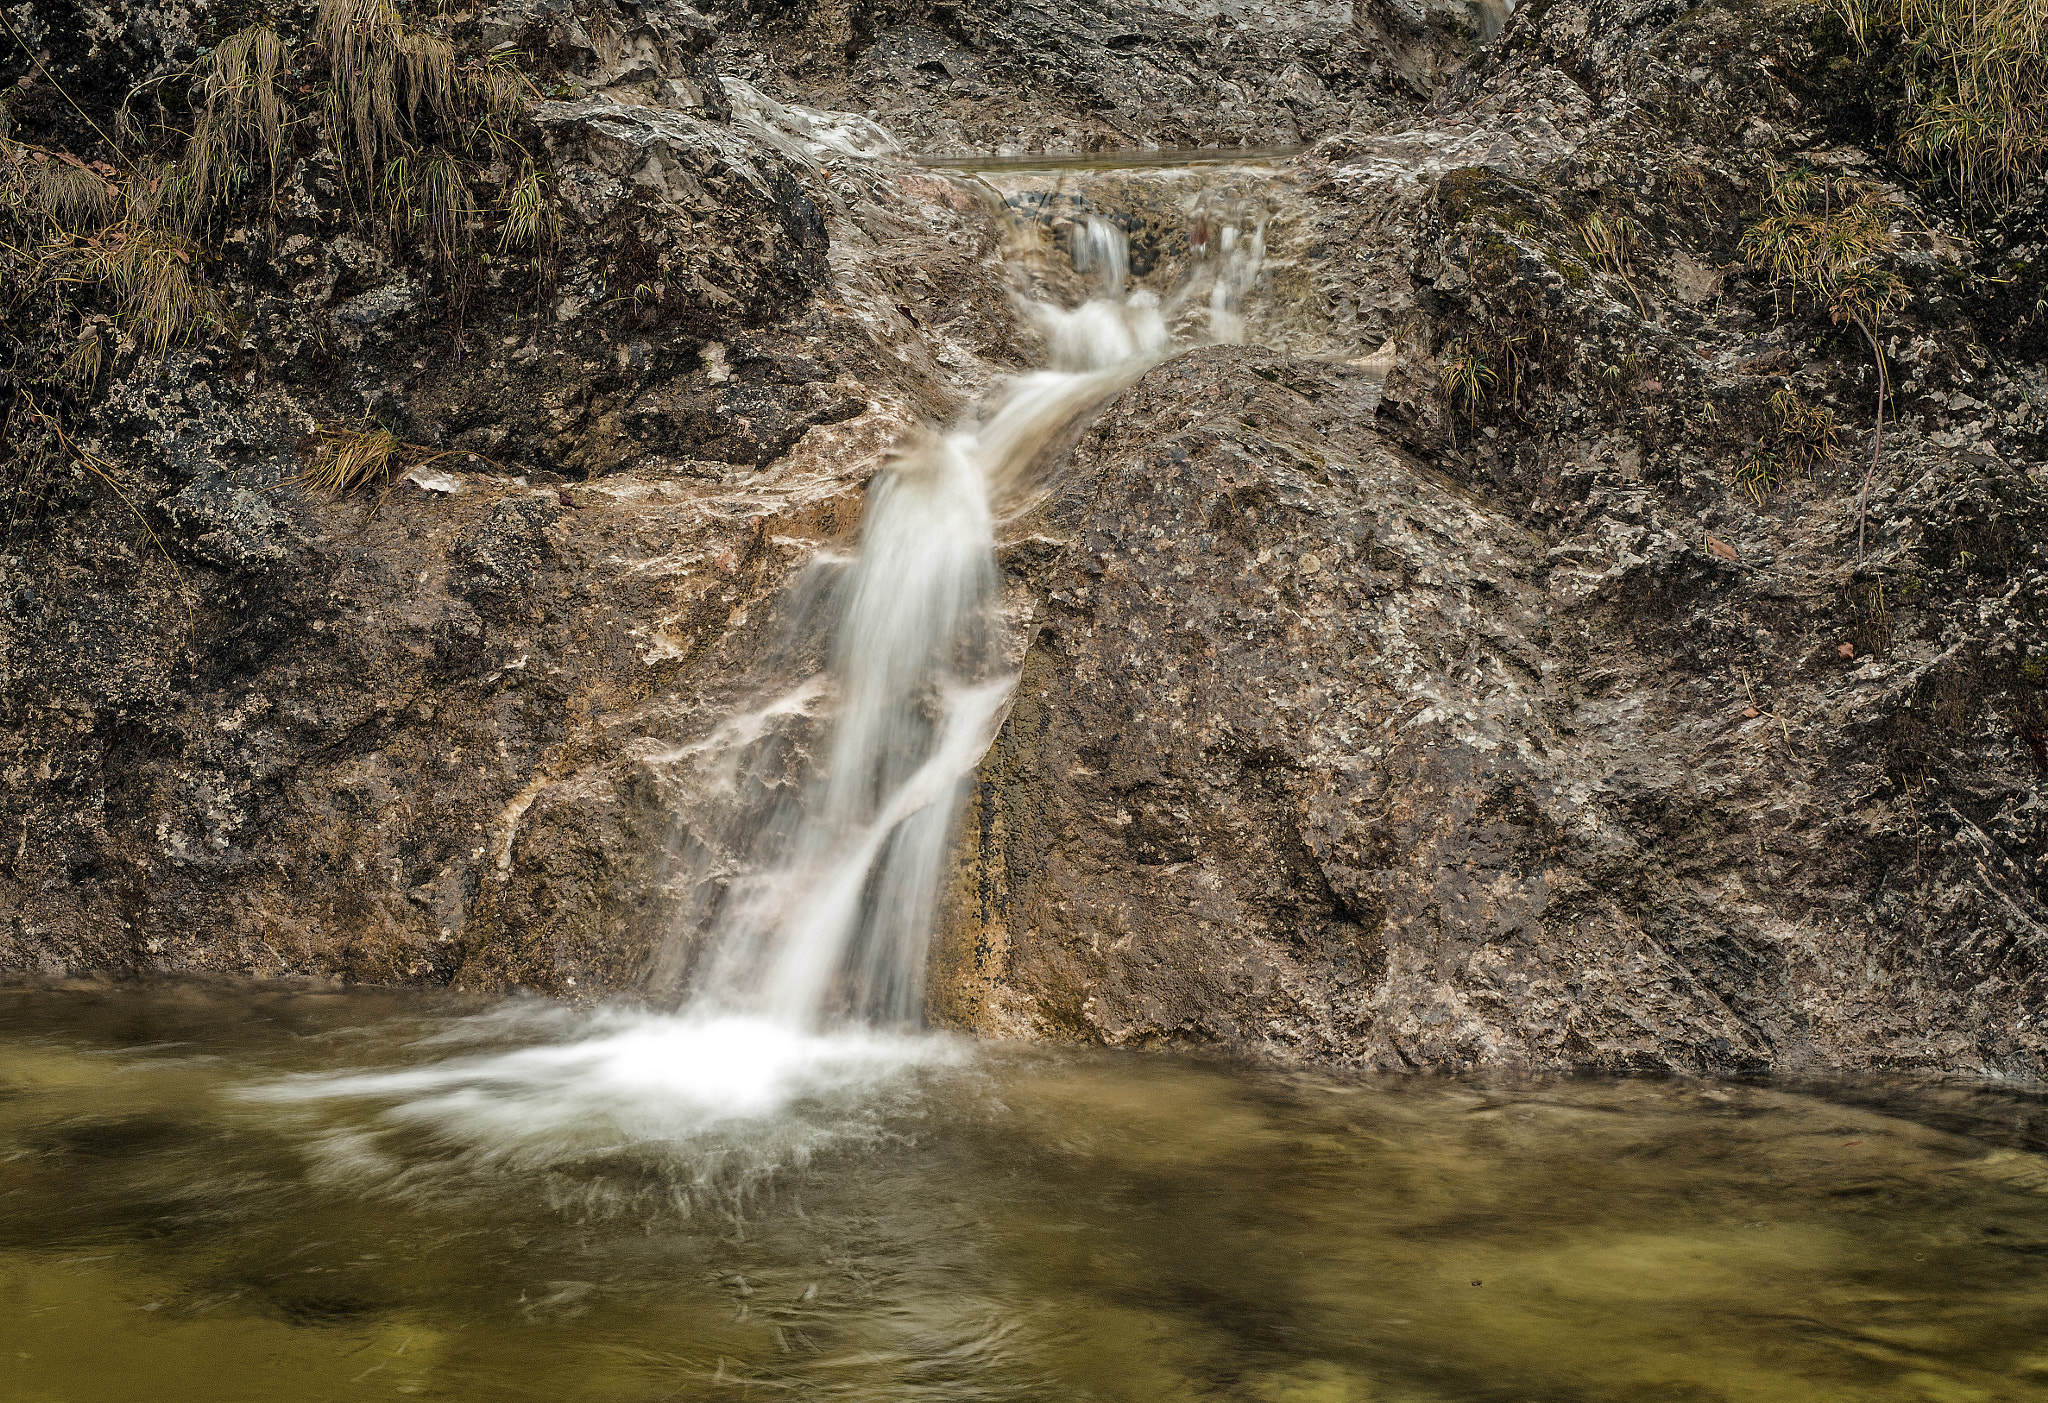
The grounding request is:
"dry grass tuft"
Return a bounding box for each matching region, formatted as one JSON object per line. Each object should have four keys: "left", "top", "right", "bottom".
{"left": 1739, "top": 169, "right": 1907, "bottom": 330}
{"left": 27, "top": 156, "right": 118, "bottom": 226}
{"left": 78, "top": 226, "right": 218, "bottom": 355}
{"left": 1440, "top": 339, "right": 1497, "bottom": 424}
{"left": 61, "top": 324, "right": 107, "bottom": 387}
{"left": 302, "top": 424, "right": 402, "bottom": 494}
{"left": 1578, "top": 209, "right": 1651, "bottom": 320}
{"left": 1835, "top": 0, "right": 2048, "bottom": 219}
{"left": 317, "top": 0, "right": 464, "bottom": 179}
{"left": 299, "top": 423, "right": 477, "bottom": 496}
{"left": 187, "top": 25, "right": 291, "bottom": 214}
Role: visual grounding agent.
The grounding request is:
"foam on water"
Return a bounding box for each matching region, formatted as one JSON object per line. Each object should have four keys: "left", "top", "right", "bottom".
{"left": 240, "top": 1005, "right": 973, "bottom": 1204}
{"left": 256, "top": 1014, "right": 954, "bottom": 1128}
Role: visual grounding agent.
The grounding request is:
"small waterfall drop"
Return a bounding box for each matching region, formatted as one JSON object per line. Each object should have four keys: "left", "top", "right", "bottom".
{"left": 1070, "top": 215, "right": 1130, "bottom": 300}
{"left": 673, "top": 213, "right": 1190, "bottom": 1032}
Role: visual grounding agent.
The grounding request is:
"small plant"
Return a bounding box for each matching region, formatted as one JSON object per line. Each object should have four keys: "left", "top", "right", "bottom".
{"left": 1736, "top": 387, "right": 1842, "bottom": 502}
{"left": 1734, "top": 452, "right": 1779, "bottom": 505}
{"left": 1853, "top": 579, "right": 1895, "bottom": 656}
{"left": 413, "top": 148, "right": 476, "bottom": 266}
{"left": 318, "top": 0, "right": 458, "bottom": 178}
{"left": 1669, "top": 161, "right": 1712, "bottom": 203}
{"left": 1769, "top": 389, "right": 1842, "bottom": 472}
{"left": 181, "top": 25, "right": 291, "bottom": 219}
{"left": 298, "top": 423, "right": 476, "bottom": 496}
{"left": 301, "top": 425, "right": 402, "bottom": 494}
{"left": 1440, "top": 338, "right": 1498, "bottom": 430}
{"left": 1578, "top": 209, "right": 1651, "bottom": 321}
{"left": 499, "top": 158, "right": 560, "bottom": 257}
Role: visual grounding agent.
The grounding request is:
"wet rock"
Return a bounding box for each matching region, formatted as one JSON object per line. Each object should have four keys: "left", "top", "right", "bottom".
{"left": 933, "top": 340, "right": 2044, "bottom": 1075}
{"left": 480, "top": 0, "right": 733, "bottom": 119}
{"left": 702, "top": 0, "right": 1503, "bottom": 153}
{"left": 0, "top": 2, "right": 1012, "bottom": 990}
{"left": 924, "top": 0, "right": 2048, "bottom": 1074}
{"left": 533, "top": 96, "right": 829, "bottom": 329}
{"left": 1, "top": 0, "right": 2042, "bottom": 1079}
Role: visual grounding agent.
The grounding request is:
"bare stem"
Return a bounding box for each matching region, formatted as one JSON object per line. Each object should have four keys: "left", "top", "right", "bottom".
{"left": 1851, "top": 313, "right": 1889, "bottom": 561}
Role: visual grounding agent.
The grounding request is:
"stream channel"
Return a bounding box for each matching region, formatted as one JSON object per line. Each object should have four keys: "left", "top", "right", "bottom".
{"left": 6, "top": 143, "right": 2048, "bottom": 1403}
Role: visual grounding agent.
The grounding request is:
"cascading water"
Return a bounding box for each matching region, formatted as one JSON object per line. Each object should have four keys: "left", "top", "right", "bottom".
{"left": 673, "top": 209, "right": 1188, "bottom": 1034}
{"left": 1070, "top": 214, "right": 1130, "bottom": 300}
{"left": 252, "top": 177, "right": 1273, "bottom": 1147}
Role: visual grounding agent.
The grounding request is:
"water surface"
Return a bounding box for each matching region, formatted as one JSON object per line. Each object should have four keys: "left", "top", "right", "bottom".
{"left": 4, "top": 981, "right": 2047, "bottom": 1402}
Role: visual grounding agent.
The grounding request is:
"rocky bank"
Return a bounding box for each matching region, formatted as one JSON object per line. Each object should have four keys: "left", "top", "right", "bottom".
{"left": 1, "top": 0, "right": 2044, "bottom": 1075}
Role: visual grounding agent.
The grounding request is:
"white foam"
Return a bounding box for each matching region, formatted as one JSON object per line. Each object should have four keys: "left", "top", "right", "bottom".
{"left": 246, "top": 1009, "right": 968, "bottom": 1171}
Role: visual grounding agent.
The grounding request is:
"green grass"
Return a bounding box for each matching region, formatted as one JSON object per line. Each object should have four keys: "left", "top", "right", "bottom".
{"left": 1440, "top": 338, "right": 1498, "bottom": 426}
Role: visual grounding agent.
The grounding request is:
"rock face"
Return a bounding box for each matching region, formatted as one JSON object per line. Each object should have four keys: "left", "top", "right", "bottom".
{"left": 3, "top": 0, "right": 2046, "bottom": 1076}
{"left": 933, "top": 343, "right": 2046, "bottom": 1073}
{"left": 701, "top": 0, "right": 1503, "bottom": 153}
{"left": 0, "top": 0, "right": 1021, "bottom": 988}
{"left": 928, "top": 0, "right": 2048, "bottom": 1073}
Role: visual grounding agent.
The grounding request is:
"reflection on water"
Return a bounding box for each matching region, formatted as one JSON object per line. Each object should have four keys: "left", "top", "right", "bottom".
{"left": 4, "top": 980, "right": 2048, "bottom": 1403}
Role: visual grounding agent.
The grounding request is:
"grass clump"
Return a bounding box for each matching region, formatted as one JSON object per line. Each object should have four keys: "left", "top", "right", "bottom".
{"left": 1739, "top": 168, "right": 1908, "bottom": 554}
{"left": 1440, "top": 337, "right": 1499, "bottom": 434}
{"left": 1, "top": 9, "right": 556, "bottom": 525}
{"left": 1735, "top": 387, "right": 1842, "bottom": 503}
{"left": 500, "top": 159, "right": 560, "bottom": 255}
{"left": 302, "top": 425, "right": 402, "bottom": 494}
{"left": 299, "top": 423, "right": 481, "bottom": 497}
{"left": 1833, "top": 0, "right": 2048, "bottom": 221}
{"left": 1739, "top": 168, "right": 1907, "bottom": 331}
{"left": 2, "top": 146, "right": 220, "bottom": 374}
{"left": 181, "top": 24, "right": 291, "bottom": 215}
{"left": 1578, "top": 209, "right": 1651, "bottom": 320}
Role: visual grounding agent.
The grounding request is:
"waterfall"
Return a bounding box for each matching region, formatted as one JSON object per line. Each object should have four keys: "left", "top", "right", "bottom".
{"left": 240, "top": 188, "right": 1277, "bottom": 1152}
{"left": 1071, "top": 215, "right": 1130, "bottom": 300}
{"left": 663, "top": 212, "right": 1217, "bottom": 1033}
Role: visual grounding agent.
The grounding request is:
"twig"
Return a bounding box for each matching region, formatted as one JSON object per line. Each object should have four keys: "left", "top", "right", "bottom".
{"left": 24, "top": 392, "right": 194, "bottom": 620}
{"left": 1849, "top": 312, "right": 1889, "bottom": 560}
{"left": 0, "top": 8, "right": 134, "bottom": 171}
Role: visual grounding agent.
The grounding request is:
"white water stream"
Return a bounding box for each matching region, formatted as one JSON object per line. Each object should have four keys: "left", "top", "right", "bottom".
{"left": 671, "top": 200, "right": 1260, "bottom": 1040}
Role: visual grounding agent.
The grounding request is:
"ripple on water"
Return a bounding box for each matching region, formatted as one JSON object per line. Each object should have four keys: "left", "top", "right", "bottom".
{"left": 2, "top": 982, "right": 2047, "bottom": 1403}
